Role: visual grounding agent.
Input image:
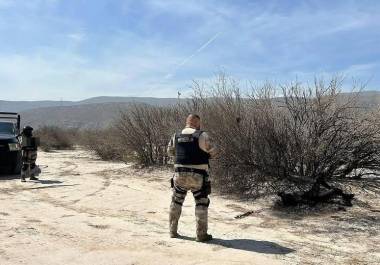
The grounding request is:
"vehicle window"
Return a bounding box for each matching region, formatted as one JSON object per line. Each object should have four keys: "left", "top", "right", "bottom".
{"left": 0, "top": 122, "right": 15, "bottom": 134}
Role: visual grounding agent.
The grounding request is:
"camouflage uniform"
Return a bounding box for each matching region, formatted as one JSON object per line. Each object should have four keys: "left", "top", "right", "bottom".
{"left": 21, "top": 127, "right": 39, "bottom": 181}
{"left": 170, "top": 171, "right": 210, "bottom": 238}
{"left": 21, "top": 145, "right": 38, "bottom": 180}
{"left": 168, "top": 127, "right": 215, "bottom": 241}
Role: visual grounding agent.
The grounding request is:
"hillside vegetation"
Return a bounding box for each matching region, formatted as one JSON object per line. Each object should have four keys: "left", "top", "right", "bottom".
{"left": 36, "top": 76, "right": 380, "bottom": 207}
{"left": 1, "top": 89, "right": 379, "bottom": 129}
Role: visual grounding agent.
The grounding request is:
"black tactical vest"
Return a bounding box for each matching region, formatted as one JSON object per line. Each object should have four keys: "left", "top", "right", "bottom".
{"left": 175, "top": 130, "right": 210, "bottom": 165}
{"left": 22, "top": 136, "right": 39, "bottom": 151}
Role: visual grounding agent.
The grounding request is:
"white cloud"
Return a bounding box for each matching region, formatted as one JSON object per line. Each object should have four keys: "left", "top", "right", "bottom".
{"left": 342, "top": 63, "right": 377, "bottom": 85}
{"left": 67, "top": 32, "right": 85, "bottom": 43}
{"left": 0, "top": 54, "right": 131, "bottom": 100}
{"left": 0, "top": 45, "right": 192, "bottom": 100}
{"left": 165, "top": 32, "right": 222, "bottom": 79}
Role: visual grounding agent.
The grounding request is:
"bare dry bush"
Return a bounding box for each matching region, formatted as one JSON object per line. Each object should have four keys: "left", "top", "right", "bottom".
{"left": 189, "top": 75, "right": 380, "bottom": 203}
{"left": 188, "top": 76, "right": 261, "bottom": 195}
{"left": 85, "top": 74, "right": 379, "bottom": 205}
{"left": 82, "top": 128, "right": 125, "bottom": 161}
{"left": 35, "top": 126, "right": 76, "bottom": 151}
{"left": 115, "top": 103, "right": 180, "bottom": 166}
{"left": 253, "top": 80, "right": 380, "bottom": 205}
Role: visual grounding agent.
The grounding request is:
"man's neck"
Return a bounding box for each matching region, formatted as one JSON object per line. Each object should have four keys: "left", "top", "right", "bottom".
{"left": 185, "top": 126, "right": 199, "bottom": 130}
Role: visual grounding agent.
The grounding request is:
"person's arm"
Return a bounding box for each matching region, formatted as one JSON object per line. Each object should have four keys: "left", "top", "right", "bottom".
{"left": 199, "top": 132, "right": 217, "bottom": 158}
{"left": 167, "top": 133, "right": 176, "bottom": 157}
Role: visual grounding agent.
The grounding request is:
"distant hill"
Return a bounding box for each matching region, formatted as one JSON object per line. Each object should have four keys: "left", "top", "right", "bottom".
{"left": 0, "top": 96, "right": 179, "bottom": 113}
{"left": 341, "top": 91, "right": 380, "bottom": 108}
{"left": 0, "top": 100, "right": 75, "bottom": 112}
{"left": 2, "top": 92, "right": 380, "bottom": 129}
{"left": 79, "top": 96, "right": 179, "bottom": 106}
{"left": 20, "top": 102, "right": 130, "bottom": 129}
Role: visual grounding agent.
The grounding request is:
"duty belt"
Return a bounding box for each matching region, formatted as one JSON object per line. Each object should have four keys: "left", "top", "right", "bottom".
{"left": 175, "top": 167, "right": 208, "bottom": 176}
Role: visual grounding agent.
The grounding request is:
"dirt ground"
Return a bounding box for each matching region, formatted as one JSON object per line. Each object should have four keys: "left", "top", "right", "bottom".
{"left": 0, "top": 150, "right": 379, "bottom": 265}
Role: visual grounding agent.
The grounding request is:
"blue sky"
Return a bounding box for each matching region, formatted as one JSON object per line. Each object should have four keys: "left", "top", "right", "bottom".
{"left": 0, "top": 0, "right": 379, "bottom": 100}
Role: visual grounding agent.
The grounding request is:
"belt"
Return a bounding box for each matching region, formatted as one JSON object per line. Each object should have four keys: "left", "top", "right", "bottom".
{"left": 175, "top": 167, "right": 208, "bottom": 176}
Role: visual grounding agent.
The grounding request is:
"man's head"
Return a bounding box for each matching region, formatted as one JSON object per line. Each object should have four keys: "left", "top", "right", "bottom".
{"left": 22, "top": 125, "right": 33, "bottom": 137}
{"left": 186, "top": 114, "right": 201, "bottom": 130}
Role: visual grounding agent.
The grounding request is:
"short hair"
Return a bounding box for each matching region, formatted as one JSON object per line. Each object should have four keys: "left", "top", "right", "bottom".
{"left": 186, "top": 114, "right": 201, "bottom": 126}
{"left": 188, "top": 114, "right": 200, "bottom": 120}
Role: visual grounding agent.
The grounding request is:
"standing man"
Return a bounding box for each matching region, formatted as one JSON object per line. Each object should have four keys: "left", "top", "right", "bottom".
{"left": 167, "top": 114, "right": 216, "bottom": 242}
{"left": 20, "top": 126, "right": 40, "bottom": 182}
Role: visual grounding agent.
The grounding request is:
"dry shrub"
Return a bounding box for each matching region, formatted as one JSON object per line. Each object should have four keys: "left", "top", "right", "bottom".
{"left": 115, "top": 103, "right": 180, "bottom": 166}
{"left": 82, "top": 128, "right": 126, "bottom": 161}
{"left": 85, "top": 74, "right": 380, "bottom": 203}
{"left": 252, "top": 80, "right": 380, "bottom": 187}
{"left": 35, "top": 126, "right": 76, "bottom": 151}
{"left": 189, "top": 75, "right": 380, "bottom": 199}
{"left": 188, "top": 76, "right": 259, "bottom": 195}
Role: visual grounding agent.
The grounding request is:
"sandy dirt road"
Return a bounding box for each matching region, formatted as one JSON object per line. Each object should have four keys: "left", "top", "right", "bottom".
{"left": 0, "top": 150, "right": 379, "bottom": 265}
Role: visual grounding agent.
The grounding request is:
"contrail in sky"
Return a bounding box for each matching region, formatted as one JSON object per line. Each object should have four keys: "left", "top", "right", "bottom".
{"left": 165, "top": 32, "right": 221, "bottom": 79}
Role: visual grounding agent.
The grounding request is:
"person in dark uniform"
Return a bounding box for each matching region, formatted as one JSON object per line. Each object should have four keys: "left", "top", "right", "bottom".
{"left": 20, "top": 126, "right": 40, "bottom": 182}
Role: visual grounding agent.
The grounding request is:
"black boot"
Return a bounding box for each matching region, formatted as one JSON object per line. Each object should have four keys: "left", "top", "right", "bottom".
{"left": 21, "top": 166, "right": 27, "bottom": 182}
{"left": 30, "top": 175, "right": 39, "bottom": 180}
{"left": 196, "top": 234, "right": 213, "bottom": 242}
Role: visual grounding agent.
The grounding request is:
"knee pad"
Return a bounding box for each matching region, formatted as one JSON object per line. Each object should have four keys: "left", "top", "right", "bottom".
{"left": 195, "top": 197, "right": 210, "bottom": 208}
{"left": 193, "top": 181, "right": 211, "bottom": 200}
{"left": 172, "top": 190, "right": 186, "bottom": 206}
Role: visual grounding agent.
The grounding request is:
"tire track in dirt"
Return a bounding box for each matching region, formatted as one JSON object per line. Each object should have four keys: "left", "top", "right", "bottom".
{"left": 81, "top": 172, "right": 112, "bottom": 199}
{"left": 36, "top": 190, "right": 166, "bottom": 231}
{"left": 75, "top": 167, "right": 147, "bottom": 200}
{"left": 8, "top": 161, "right": 116, "bottom": 212}
{"left": 58, "top": 161, "right": 79, "bottom": 176}
{"left": 4, "top": 154, "right": 175, "bottom": 245}
{"left": 51, "top": 160, "right": 115, "bottom": 203}
{"left": 33, "top": 220, "right": 137, "bottom": 252}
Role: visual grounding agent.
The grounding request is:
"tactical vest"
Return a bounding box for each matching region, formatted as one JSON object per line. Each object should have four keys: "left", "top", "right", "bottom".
{"left": 175, "top": 130, "right": 210, "bottom": 165}
{"left": 21, "top": 136, "right": 39, "bottom": 151}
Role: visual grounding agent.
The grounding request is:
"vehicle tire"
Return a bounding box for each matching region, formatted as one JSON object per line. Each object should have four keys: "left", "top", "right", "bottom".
{"left": 12, "top": 154, "right": 22, "bottom": 175}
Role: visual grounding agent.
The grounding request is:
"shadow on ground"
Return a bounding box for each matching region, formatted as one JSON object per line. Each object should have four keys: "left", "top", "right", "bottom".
{"left": 0, "top": 173, "right": 77, "bottom": 190}
{"left": 22, "top": 184, "right": 79, "bottom": 190}
{"left": 37, "top": 179, "right": 63, "bottom": 184}
{"left": 178, "top": 235, "right": 295, "bottom": 254}
{"left": 0, "top": 173, "right": 64, "bottom": 184}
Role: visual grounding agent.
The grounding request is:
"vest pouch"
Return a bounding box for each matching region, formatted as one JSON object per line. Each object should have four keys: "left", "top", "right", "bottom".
{"left": 204, "top": 180, "right": 211, "bottom": 195}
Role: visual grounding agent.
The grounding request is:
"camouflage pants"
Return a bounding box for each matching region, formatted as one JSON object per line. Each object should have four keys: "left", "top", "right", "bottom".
{"left": 169, "top": 171, "right": 210, "bottom": 237}
{"left": 22, "top": 150, "right": 37, "bottom": 164}
{"left": 22, "top": 150, "right": 37, "bottom": 174}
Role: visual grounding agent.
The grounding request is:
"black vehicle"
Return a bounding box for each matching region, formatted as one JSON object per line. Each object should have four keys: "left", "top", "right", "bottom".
{"left": 0, "top": 112, "right": 22, "bottom": 174}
